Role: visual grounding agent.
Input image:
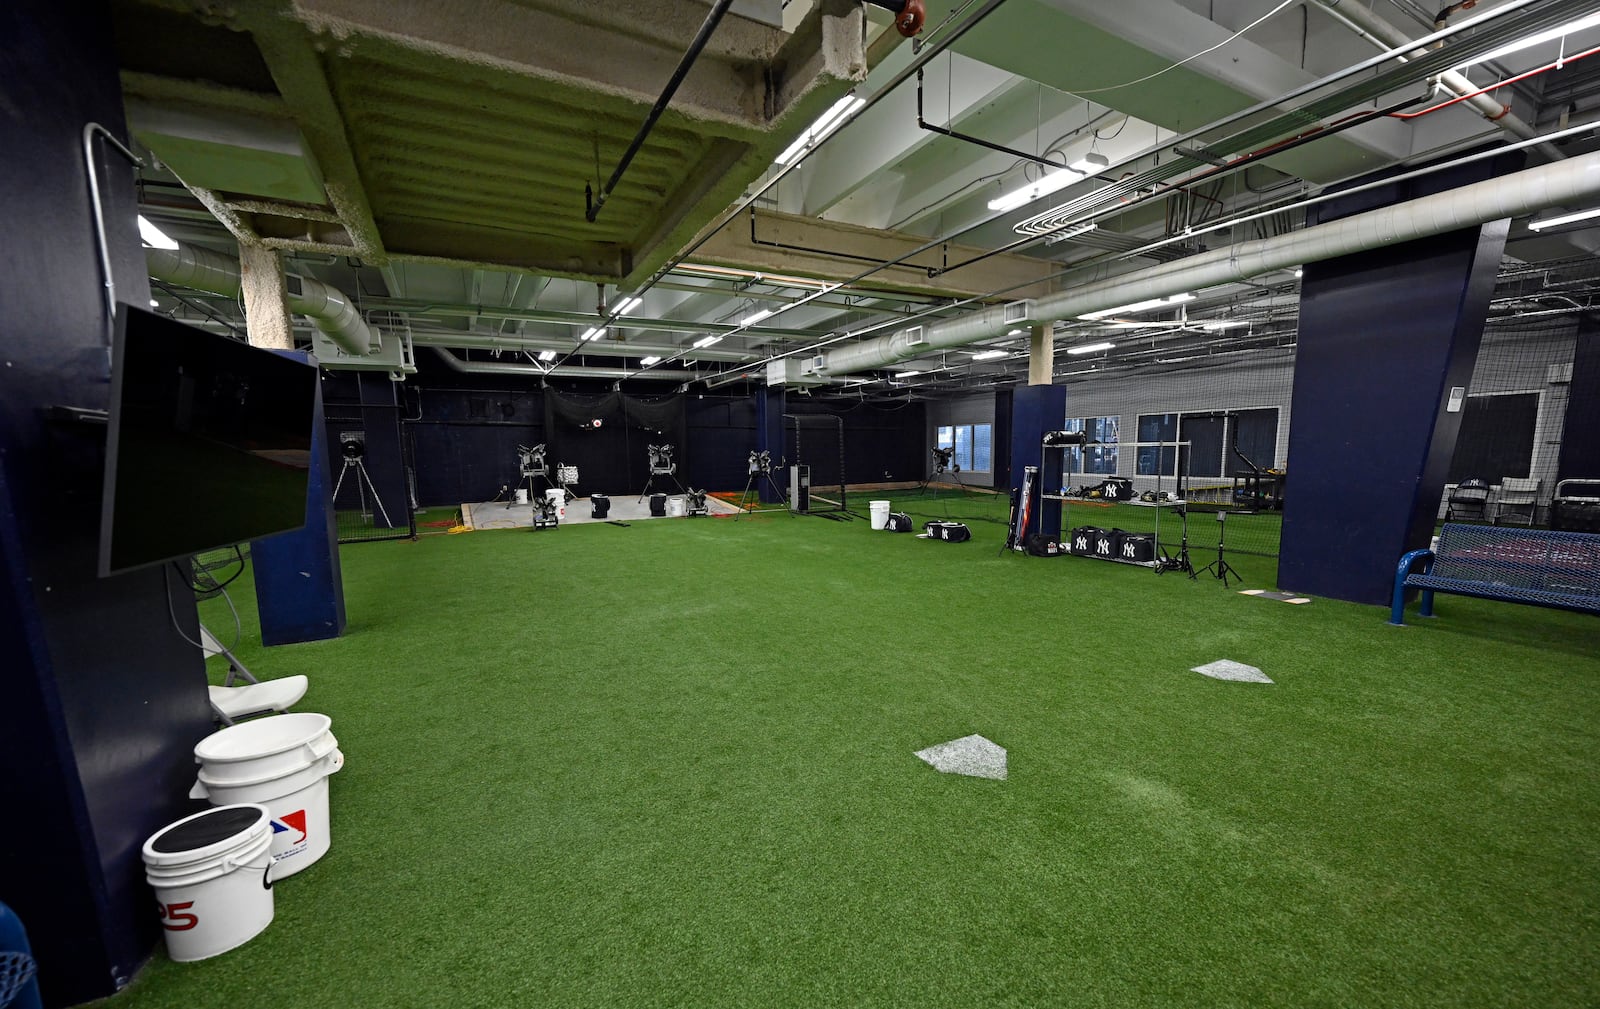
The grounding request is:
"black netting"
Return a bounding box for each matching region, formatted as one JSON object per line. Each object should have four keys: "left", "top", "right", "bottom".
{"left": 544, "top": 389, "right": 686, "bottom": 496}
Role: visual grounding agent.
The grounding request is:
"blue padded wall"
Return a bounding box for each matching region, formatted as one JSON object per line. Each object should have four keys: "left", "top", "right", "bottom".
{"left": 1010, "top": 385, "right": 1067, "bottom": 538}
{"left": 1279, "top": 155, "right": 1517, "bottom": 605}
{"left": 0, "top": 4, "right": 216, "bottom": 1003}
{"left": 253, "top": 372, "right": 346, "bottom": 645}
{"left": 1557, "top": 315, "right": 1600, "bottom": 483}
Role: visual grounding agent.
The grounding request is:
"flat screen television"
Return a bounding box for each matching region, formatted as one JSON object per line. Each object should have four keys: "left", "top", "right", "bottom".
{"left": 99, "top": 305, "right": 319, "bottom": 577}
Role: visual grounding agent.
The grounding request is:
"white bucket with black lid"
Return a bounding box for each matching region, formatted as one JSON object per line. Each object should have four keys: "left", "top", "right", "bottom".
{"left": 142, "top": 803, "right": 274, "bottom": 962}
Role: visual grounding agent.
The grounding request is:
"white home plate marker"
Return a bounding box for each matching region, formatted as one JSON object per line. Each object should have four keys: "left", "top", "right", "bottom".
{"left": 915, "top": 734, "right": 1007, "bottom": 780}
{"left": 1191, "top": 659, "right": 1273, "bottom": 684}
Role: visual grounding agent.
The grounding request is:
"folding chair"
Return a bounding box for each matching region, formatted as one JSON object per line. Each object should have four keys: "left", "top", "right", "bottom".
{"left": 1444, "top": 478, "right": 1490, "bottom": 522}
{"left": 201, "top": 625, "right": 308, "bottom": 725}
{"left": 1493, "top": 477, "right": 1539, "bottom": 526}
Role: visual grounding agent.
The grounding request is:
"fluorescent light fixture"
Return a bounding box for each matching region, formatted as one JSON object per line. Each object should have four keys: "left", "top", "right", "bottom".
{"left": 538, "top": 350, "right": 556, "bottom": 362}
{"left": 988, "top": 152, "right": 1110, "bottom": 212}
{"left": 614, "top": 296, "right": 642, "bottom": 315}
{"left": 1528, "top": 205, "right": 1600, "bottom": 231}
{"left": 1200, "top": 320, "right": 1247, "bottom": 331}
{"left": 774, "top": 94, "right": 865, "bottom": 165}
{"left": 971, "top": 350, "right": 1008, "bottom": 361}
{"left": 148, "top": 298, "right": 160, "bottom": 308}
{"left": 1068, "top": 151, "right": 1110, "bottom": 175}
{"left": 1007, "top": 328, "right": 1025, "bottom": 336}
{"left": 693, "top": 335, "right": 722, "bottom": 348}
{"left": 580, "top": 326, "right": 606, "bottom": 341}
{"left": 1078, "top": 293, "right": 1194, "bottom": 321}
{"left": 742, "top": 309, "right": 773, "bottom": 325}
{"left": 1066, "top": 341, "right": 1116, "bottom": 355}
{"left": 1453, "top": 11, "right": 1600, "bottom": 71}
{"left": 893, "top": 370, "right": 921, "bottom": 378}
{"left": 1293, "top": 268, "right": 1304, "bottom": 278}
{"left": 638, "top": 355, "right": 661, "bottom": 366}
{"left": 137, "top": 215, "right": 178, "bottom": 250}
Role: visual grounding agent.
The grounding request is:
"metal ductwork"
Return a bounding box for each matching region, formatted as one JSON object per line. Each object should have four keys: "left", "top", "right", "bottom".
{"left": 431, "top": 347, "right": 703, "bottom": 381}
{"left": 819, "top": 150, "right": 1600, "bottom": 375}
{"left": 146, "top": 243, "right": 379, "bottom": 356}
{"left": 408, "top": 331, "right": 753, "bottom": 363}
{"left": 1313, "top": 0, "right": 1563, "bottom": 162}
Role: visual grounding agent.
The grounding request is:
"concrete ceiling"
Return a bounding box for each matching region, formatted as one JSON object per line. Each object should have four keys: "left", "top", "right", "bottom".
{"left": 123, "top": 0, "right": 1600, "bottom": 397}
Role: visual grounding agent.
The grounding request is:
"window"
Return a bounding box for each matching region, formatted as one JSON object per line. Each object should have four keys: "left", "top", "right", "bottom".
{"left": 1224, "top": 409, "right": 1280, "bottom": 477}
{"left": 1137, "top": 414, "right": 1177, "bottom": 476}
{"left": 935, "top": 423, "right": 993, "bottom": 473}
{"left": 1064, "top": 416, "right": 1119, "bottom": 474}
{"left": 1447, "top": 393, "right": 1537, "bottom": 483}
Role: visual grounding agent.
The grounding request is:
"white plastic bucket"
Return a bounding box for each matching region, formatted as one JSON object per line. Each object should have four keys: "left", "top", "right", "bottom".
{"left": 869, "top": 500, "right": 891, "bottom": 530}
{"left": 194, "top": 713, "right": 336, "bottom": 785}
{"left": 666, "top": 495, "right": 686, "bottom": 517}
{"left": 193, "top": 715, "right": 344, "bottom": 878}
{"left": 143, "top": 804, "right": 274, "bottom": 962}
{"left": 514, "top": 488, "right": 528, "bottom": 504}
{"left": 545, "top": 488, "right": 566, "bottom": 520}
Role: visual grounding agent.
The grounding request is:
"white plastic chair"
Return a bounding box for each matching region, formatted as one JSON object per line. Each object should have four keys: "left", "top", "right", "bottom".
{"left": 201, "top": 625, "right": 308, "bottom": 724}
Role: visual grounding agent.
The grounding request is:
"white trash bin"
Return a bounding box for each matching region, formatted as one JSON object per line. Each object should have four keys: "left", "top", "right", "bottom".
{"left": 545, "top": 488, "right": 567, "bottom": 520}
{"left": 193, "top": 714, "right": 344, "bottom": 878}
{"left": 513, "top": 488, "right": 528, "bottom": 504}
{"left": 143, "top": 804, "right": 274, "bottom": 962}
{"left": 869, "top": 500, "right": 891, "bottom": 530}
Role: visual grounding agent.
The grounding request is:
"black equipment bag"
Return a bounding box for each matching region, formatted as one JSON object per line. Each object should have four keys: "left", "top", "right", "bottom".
{"left": 886, "top": 512, "right": 914, "bottom": 532}
{"left": 1091, "top": 527, "right": 1120, "bottom": 559}
{"left": 1114, "top": 529, "right": 1156, "bottom": 563}
{"left": 590, "top": 494, "right": 611, "bottom": 519}
{"left": 1097, "top": 477, "right": 1135, "bottom": 501}
{"left": 924, "top": 521, "right": 971, "bottom": 543}
{"left": 1069, "top": 526, "right": 1102, "bottom": 556}
{"left": 1025, "top": 533, "right": 1065, "bottom": 557}
{"left": 649, "top": 493, "right": 666, "bottom": 517}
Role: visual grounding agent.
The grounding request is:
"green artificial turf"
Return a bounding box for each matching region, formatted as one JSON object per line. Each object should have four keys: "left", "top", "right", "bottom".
{"left": 106, "top": 494, "right": 1600, "bottom": 1008}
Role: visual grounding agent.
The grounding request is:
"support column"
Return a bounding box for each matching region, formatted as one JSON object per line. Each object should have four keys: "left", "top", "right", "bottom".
{"left": 239, "top": 243, "right": 294, "bottom": 350}
{"left": 1010, "top": 385, "right": 1067, "bottom": 539}
{"left": 1556, "top": 314, "right": 1600, "bottom": 483}
{"left": 1278, "top": 153, "right": 1520, "bottom": 605}
{"left": 1028, "top": 322, "right": 1054, "bottom": 385}
{"left": 0, "top": 4, "right": 214, "bottom": 1003}
{"left": 755, "top": 386, "right": 785, "bottom": 503}
{"left": 253, "top": 363, "right": 345, "bottom": 645}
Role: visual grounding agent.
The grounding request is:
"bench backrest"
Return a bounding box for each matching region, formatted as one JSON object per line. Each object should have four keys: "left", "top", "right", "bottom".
{"left": 1433, "top": 523, "right": 1600, "bottom": 596}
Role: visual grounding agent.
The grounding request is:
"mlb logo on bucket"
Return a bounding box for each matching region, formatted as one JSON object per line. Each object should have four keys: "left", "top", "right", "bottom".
{"left": 271, "top": 809, "right": 309, "bottom": 860}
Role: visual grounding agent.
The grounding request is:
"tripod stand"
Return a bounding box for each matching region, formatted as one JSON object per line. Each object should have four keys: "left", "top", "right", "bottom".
{"left": 333, "top": 453, "right": 392, "bottom": 527}
{"left": 1191, "top": 509, "right": 1240, "bottom": 587}
{"left": 735, "top": 452, "right": 788, "bottom": 521}
{"left": 638, "top": 446, "right": 686, "bottom": 503}
{"left": 1157, "top": 504, "right": 1194, "bottom": 575}
{"left": 508, "top": 444, "right": 550, "bottom": 509}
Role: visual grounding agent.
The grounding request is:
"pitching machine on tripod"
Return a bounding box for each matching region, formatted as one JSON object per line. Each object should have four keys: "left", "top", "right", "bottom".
{"left": 333, "top": 432, "right": 392, "bottom": 527}
{"left": 638, "top": 443, "right": 686, "bottom": 502}
{"left": 919, "top": 446, "right": 961, "bottom": 498}
{"left": 508, "top": 443, "right": 549, "bottom": 509}
{"left": 735, "top": 450, "right": 787, "bottom": 520}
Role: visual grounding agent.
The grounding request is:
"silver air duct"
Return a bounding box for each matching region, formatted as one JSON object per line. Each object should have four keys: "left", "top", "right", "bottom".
{"left": 819, "top": 150, "right": 1600, "bottom": 375}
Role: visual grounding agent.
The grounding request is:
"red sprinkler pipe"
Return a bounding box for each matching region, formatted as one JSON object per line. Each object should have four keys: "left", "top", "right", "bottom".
{"left": 1389, "top": 44, "right": 1600, "bottom": 121}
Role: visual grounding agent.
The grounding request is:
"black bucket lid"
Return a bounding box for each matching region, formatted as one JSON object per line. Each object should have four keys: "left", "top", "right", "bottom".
{"left": 150, "top": 805, "right": 265, "bottom": 854}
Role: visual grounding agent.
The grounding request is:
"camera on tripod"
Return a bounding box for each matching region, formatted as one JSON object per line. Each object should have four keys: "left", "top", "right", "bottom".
{"left": 339, "top": 431, "right": 366, "bottom": 461}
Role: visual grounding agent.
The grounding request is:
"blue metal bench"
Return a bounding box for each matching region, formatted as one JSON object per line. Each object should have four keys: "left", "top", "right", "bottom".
{"left": 1390, "top": 522, "right": 1600, "bottom": 625}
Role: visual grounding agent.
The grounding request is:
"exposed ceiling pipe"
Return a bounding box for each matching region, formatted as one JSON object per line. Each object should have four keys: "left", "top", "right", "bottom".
{"left": 430, "top": 347, "right": 703, "bottom": 381}
{"left": 818, "top": 149, "right": 1600, "bottom": 374}
{"left": 146, "top": 243, "right": 379, "bottom": 356}
{"left": 1313, "top": 0, "right": 1564, "bottom": 162}
{"left": 407, "top": 331, "right": 755, "bottom": 362}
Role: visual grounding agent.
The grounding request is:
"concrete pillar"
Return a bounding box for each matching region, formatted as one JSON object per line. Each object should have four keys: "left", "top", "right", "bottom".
{"left": 1028, "top": 322, "right": 1054, "bottom": 385}
{"left": 239, "top": 242, "right": 295, "bottom": 350}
